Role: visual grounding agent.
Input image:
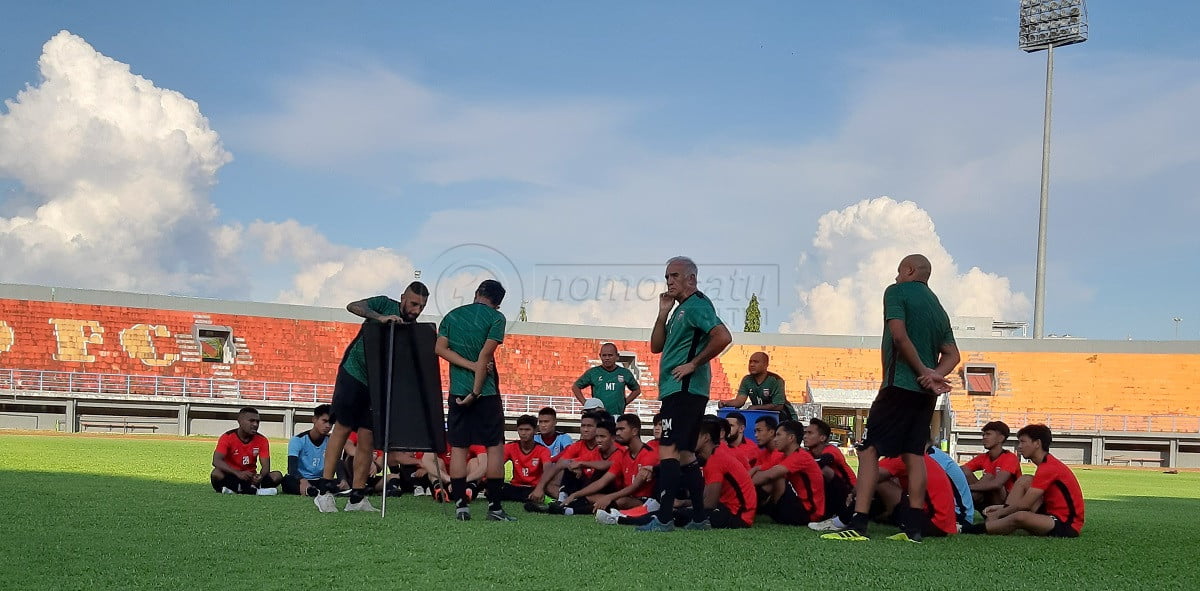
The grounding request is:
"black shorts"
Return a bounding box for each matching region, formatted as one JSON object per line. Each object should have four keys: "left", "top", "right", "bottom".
{"left": 767, "top": 484, "right": 812, "bottom": 526}
{"left": 331, "top": 367, "right": 372, "bottom": 431}
{"left": 823, "top": 473, "right": 854, "bottom": 521}
{"left": 1046, "top": 515, "right": 1080, "bottom": 538}
{"left": 860, "top": 385, "right": 935, "bottom": 457}
{"left": 499, "top": 483, "right": 535, "bottom": 502}
{"left": 281, "top": 474, "right": 314, "bottom": 495}
{"left": 447, "top": 393, "right": 504, "bottom": 448}
{"left": 658, "top": 393, "right": 708, "bottom": 453}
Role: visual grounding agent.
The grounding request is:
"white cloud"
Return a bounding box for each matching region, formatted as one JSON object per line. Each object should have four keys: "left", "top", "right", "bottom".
{"left": 0, "top": 31, "right": 239, "bottom": 295}
{"left": 779, "top": 197, "right": 1030, "bottom": 335}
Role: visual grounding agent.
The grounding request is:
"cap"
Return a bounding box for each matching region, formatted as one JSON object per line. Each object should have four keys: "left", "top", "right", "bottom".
{"left": 582, "top": 398, "right": 605, "bottom": 410}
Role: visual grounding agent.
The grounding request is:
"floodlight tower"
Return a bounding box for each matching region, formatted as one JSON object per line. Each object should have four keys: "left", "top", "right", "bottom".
{"left": 1020, "top": 0, "right": 1088, "bottom": 339}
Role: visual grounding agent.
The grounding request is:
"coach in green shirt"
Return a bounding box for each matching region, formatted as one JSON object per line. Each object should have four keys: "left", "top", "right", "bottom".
{"left": 717, "top": 352, "right": 796, "bottom": 422}
{"left": 435, "top": 279, "right": 515, "bottom": 522}
{"left": 640, "top": 256, "right": 732, "bottom": 532}
{"left": 573, "top": 343, "right": 641, "bottom": 414}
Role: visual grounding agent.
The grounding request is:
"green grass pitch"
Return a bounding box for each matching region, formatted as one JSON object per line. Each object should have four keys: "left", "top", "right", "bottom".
{"left": 2, "top": 432, "right": 1198, "bottom": 590}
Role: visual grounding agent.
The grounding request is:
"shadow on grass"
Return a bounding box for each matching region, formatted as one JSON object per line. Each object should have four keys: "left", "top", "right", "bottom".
{"left": 3, "top": 469, "right": 1200, "bottom": 591}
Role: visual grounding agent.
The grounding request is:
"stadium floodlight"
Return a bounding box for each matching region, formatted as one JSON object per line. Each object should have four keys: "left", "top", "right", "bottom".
{"left": 1019, "top": 0, "right": 1088, "bottom": 339}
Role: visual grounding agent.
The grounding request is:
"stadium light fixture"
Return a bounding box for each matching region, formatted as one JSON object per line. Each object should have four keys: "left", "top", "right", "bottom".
{"left": 1019, "top": 0, "right": 1088, "bottom": 339}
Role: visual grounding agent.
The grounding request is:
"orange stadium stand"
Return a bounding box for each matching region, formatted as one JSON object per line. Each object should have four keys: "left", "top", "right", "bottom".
{"left": 718, "top": 343, "right": 880, "bottom": 403}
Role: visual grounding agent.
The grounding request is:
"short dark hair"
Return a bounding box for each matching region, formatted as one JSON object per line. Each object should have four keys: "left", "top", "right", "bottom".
{"left": 983, "top": 421, "right": 1011, "bottom": 439}
{"left": 581, "top": 409, "right": 609, "bottom": 425}
{"left": 516, "top": 414, "right": 537, "bottom": 428}
{"left": 809, "top": 418, "right": 831, "bottom": 440}
{"left": 1017, "top": 424, "right": 1052, "bottom": 452}
{"left": 652, "top": 413, "right": 663, "bottom": 426}
{"left": 726, "top": 411, "right": 746, "bottom": 428}
{"left": 595, "top": 417, "right": 617, "bottom": 435}
{"left": 313, "top": 404, "right": 332, "bottom": 419}
{"left": 717, "top": 416, "right": 732, "bottom": 440}
{"left": 776, "top": 420, "right": 803, "bottom": 439}
{"left": 477, "top": 279, "right": 506, "bottom": 306}
{"left": 755, "top": 415, "right": 778, "bottom": 430}
{"left": 617, "top": 413, "right": 641, "bottom": 431}
{"left": 238, "top": 407, "right": 259, "bottom": 416}
{"left": 698, "top": 416, "right": 724, "bottom": 447}
{"left": 538, "top": 407, "right": 557, "bottom": 417}
{"left": 406, "top": 281, "right": 430, "bottom": 297}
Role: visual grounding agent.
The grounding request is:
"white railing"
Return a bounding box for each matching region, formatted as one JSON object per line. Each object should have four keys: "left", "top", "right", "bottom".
{"left": 954, "top": 411, "right": 1200, "bottom": 434}
{"left": 0, "top": 367, "right": 661, "bottom": 416}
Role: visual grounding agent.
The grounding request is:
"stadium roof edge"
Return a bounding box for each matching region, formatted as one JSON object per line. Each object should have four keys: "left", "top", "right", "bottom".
{"left": 2, "top": 283, "right": 1198, "bottom": 356}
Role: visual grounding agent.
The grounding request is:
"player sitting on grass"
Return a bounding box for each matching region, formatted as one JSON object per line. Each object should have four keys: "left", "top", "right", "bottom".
{"left": 872, "top": 451, "right": 960, "bottom": 542}
{"left": 751, "top": 420, "right": 825, "bottom": 526}
{"left": 501, "top": 415, "right": 552, "bottom": 505}
{"left": 528, "top": 408, "right": 605, "bottom": 508}
{"left": 750, "top": 416, "right": 783, "bottom": 478}
{"left": 555, "top": 415, "right": 626, "bottom": 515}
{"left": 963, "top": 424, "right": 1084, "bottom": 538}
{"left": 724, "top": 411, "right": 759, "bottom": 468}
{"left": 581, "top": 413, "right": 659, "bottom": 516}
{"left": 926, "top": 439, "right": 975, "bottom": 528}
{"left": 803, "top": 418, "right": 857, "bottom": 531}
{"left": 211, "top": 407, "right": 282, "bottom": 495}
{"left": 962, "top": 421, "right": 1021, "bottom": 508}
{"left": 605, "top": 416, "right": 755, "bottom": 529}
{"left": 283, "top": 404, "right": 348, "bottom": 496}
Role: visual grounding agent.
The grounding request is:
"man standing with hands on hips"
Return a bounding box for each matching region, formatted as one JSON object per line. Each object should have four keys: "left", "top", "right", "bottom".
{"left": 638, "top": 256, "right": 733, "bottom": 532}
{"left": 823, "top": 254, "right": 959, "bottom": 543}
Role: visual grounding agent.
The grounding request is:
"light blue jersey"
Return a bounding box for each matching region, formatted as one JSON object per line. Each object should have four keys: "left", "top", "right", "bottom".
{"left": 929, "top": 446, "right": 975, "bottom": 524}
{"left": 288, "top": 432, "right": 328, "bottom": 480}
{"left": 535, "top": 432, "right": 574, "bottom": 457}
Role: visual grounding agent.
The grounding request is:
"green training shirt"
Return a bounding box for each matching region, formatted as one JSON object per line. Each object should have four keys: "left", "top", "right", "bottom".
{"left": 658, "top": 291, "right": 724, "bottom": 400}
{"left": 341, "top": 295, "right": 401, "bottom": 385}
{"left": 737, "top": 372, "right": 796, "bottom": 421}
{"left": 881, "top": 281, "right": 955, "bottom": 393}
{"left": 575, "top": 365, "right": 640, "bottom": 414}
{"left": 438, "top": 302, "right": 507, "bottom": 396}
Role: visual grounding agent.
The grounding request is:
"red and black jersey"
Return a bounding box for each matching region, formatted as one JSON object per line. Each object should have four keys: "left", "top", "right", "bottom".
{"left": 504, "top": 442, "right": 551, "bottom": 488}
{"left": 879, "top": 455, "right": 958, "bottom": 535}
{"left": 964, "top": 450, "right": 1022, "bottom": 492}
{"left": 608, "top": 444, "right": 660, "bottom": 498}
{"left": 346, "top": 431, "right": 383, "bottom": 461}
{"left": 704, "top": 445, "right": 757, "bottom": 526}
{"left": 557, "top": 440, "right": 623, "bottom": 479}
{"left": 812, "top": 444, "right": 857, "bottom": 488}
{"left": 645, "top": 439, "right": 661, "bottom": 454}
{"left": 779, "top": 450, "right": 826, "bottom": 520}
{"left": 757, "top": 447, "right": 784, "bottom": 470}
{"left": 216, "top": 430, "right": 270, "bottom": 471}
{"left": 729, "top": 439, "right": 758, "bottom": 468}
{"left": 1031, "top": 454, "right": 1085, "bottom": 534}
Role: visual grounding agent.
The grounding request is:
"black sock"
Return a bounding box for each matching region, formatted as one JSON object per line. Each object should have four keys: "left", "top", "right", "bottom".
{"left": 656, "top": 459, "right": 681, "bottom": 523}
{"left": 902, "top": 505, "right": 926, "bottom": 537}
{"left": 682, "top": 461, "right": 706, "bottom": 522}
{"left": 962, "top": 522, "right": 987, "bottom": 535}
{"left": 486, "top": 479, "right": 503, "bottom": 511}
{"left": 451, "top": 477, "right": 468, "bottom": 508}
{"left": 349, "top": 488, "right": 365, "bottom": 504}
{"left": 850, "top": 511, "right": 869, "bottom": 533}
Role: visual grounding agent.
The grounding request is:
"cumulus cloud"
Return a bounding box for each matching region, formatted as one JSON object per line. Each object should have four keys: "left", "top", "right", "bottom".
{"left": 779, "top": 197, "right": 1030, "bottom": 336}
{"left": 0, "top": 31, "right": 240, "bottom": 295}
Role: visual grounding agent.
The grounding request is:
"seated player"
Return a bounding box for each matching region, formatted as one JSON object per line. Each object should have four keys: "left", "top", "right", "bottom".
{"left": 501, "top": 415, "right": 552, "bottom": 504}
{"left": 749, "top": 415, "right": 783, "bottom": 479}
{"left": 579, "top": 414, "right": 659, "bottom": 515}
{"left": 716, "top": 352, "right": 797, "bottom": 421}
{"left": 645, "top": 413, "right": 663, "bottom": 454}
{"left": 211, "top": 407, "right": 283, "bottom": 495}
{"left": 535, "top": 406, "right": 574, "bottom": 457}
{"left": 528, "top": 410, "right": 605, "bottom": 507}
{"left": 724, "top": 411, "right": 759, "bottom": 468}
{"left": 964, "top": 424, "right": 1084, "bottom": 538}
{"left": 605, "top": 416, "right": 755, "bottom": 529}
{"left": 572, "top": 343, "right": 642, "bottom": 415}
{"left": 751, "top": 420, "right": 825, "bottom": 525}
{"left": 556, "top": 415, "right": 626, "bottom": 515}
{"left": 803, "top": 418, "right": 857, "bottom": 531}
{"left": 962, "top": 421, "right": 1021, "bottom": 507}
{"left": 926, "top": 439, "right": 975, "bottom": 527}
{"left": 874, "top": 450, "right": 959, "bottom": 541}
{"left": 283, "top": 404, "right": 349, "bottom": 496}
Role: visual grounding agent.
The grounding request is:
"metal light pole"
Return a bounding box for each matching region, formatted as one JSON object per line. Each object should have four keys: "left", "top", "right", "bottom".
{"left": 1174, "top": 317, "right": 1182, "bottom": 340}
{"left": 1020, "top": 0, "right": 1088, "bottom": 339}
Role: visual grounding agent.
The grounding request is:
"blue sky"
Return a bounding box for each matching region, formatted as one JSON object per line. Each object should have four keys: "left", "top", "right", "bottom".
{"left": 1, "top": 1, "right": 1197, "bottom": 340}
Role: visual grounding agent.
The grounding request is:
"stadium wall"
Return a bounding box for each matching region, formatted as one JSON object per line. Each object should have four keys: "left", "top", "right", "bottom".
{"left": 2, "top": 284, "right": 1199, "bottom": 466}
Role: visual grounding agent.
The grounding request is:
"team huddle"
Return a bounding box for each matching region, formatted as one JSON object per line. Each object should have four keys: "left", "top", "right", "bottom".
{"left": 210, "top": 255, "right": 1085, "bottom": 540}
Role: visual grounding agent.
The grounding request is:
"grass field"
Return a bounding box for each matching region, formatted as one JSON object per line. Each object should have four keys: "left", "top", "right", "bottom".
{"left": 2, "top": 432, "right": 1199, "bottom": 590}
